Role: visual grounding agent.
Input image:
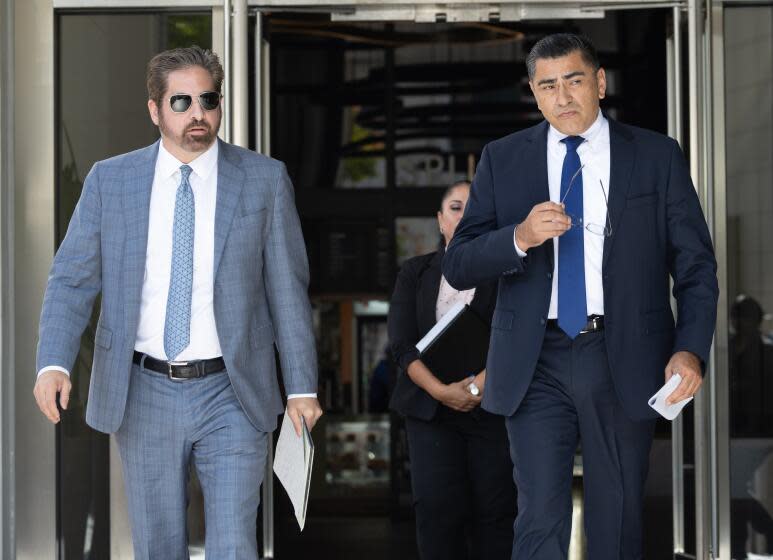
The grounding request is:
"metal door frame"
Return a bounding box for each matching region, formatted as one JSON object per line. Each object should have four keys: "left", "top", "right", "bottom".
{"left": 4, "top": 0, "right": 721, "bottom": 557}
{"left": 247, "top": 2, "right": 721, "bottom": 557}
{"left": 0, "top": 1, "right": 15, "bottom": 559}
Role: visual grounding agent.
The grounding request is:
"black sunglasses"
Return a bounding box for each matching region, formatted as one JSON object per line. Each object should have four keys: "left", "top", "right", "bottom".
{"left": 169, "top": 91, "right": 221, "bottom": 113}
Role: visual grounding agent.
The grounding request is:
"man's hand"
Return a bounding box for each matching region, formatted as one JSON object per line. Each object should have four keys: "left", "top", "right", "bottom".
{"left": 287, "top": 397, "right": 323, "bottom": 437}
{"left": 438, "top": 378, "right": 482, "bottom": 412}
{"left": 515, "top": 201, "right": 571, "bottom": 252}
{"left": 664, "top": 351, "right": 703, "bottom": 405}
{"left": 33, "top": 370, "right": 72, "bottom": 424}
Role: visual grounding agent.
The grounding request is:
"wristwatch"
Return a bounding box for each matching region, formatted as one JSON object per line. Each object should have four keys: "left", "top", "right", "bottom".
{"left": 468, "top": 382, "right": 480, "bottom": 396}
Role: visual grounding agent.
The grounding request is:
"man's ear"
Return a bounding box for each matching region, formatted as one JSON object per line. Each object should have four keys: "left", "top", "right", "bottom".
{"left": 596, "top": 68, "right": 607, "bottom": 100}
{"left": 148, "top": 99, "right": 160, "bottom": 126}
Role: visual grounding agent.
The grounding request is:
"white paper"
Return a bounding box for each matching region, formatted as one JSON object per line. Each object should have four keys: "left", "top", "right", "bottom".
{"left": 648, "top": 373, "right": 693, "bottom": 420}
{"left": 273, "top": 410, "right": 314, "bottom": 530}
{"left": 416, "top": 301, "right": 465, "bottom": 353}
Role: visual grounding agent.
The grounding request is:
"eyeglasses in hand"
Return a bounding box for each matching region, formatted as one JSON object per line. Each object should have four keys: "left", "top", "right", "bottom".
{"left": 559, "top": 164, "right": 613, "bottom": 237}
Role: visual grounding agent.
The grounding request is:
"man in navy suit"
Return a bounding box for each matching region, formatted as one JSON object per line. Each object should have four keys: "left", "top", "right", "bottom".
{"left": 443, "top": 34, "right": 718, "bottom": 559}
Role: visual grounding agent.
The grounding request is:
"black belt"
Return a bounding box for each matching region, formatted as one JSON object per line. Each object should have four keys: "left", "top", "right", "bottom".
{"left": 546, "top": 315, "right": 605, "bottom": 334}
{"left": 133, "top": 351, "right": 226, "bottom": 380}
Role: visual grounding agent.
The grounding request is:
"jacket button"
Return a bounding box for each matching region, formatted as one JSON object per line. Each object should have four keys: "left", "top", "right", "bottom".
{"left": 547, "top": 272, "right": 553, "bottom": 279}
{"left": 540, "top": 318, "right": 546, "bottom": 325}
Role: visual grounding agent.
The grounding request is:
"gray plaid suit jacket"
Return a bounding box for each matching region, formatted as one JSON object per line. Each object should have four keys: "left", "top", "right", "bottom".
{"left": 36, "top": 139, "right": 318, "bottom": 434}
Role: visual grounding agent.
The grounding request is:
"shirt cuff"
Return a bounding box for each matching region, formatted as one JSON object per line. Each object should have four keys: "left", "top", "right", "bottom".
{"left": 513, "top": 226, "right": 527, "bottom": 257}
{"left": 37, "top": 366, "right": 70, "bottom": 378}
{"left": 287, "top": 393, "right": 317, "bottom": 399}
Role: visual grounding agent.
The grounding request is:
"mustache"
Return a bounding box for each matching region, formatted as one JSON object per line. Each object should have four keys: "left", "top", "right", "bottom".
{"left": 185, "top": 120, "right": 211, "bottom": 133}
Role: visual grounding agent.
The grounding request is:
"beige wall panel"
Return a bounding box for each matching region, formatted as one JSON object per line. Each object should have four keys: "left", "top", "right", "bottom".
{"left": 13, "top": 0, "right": 56, "bottom": 558}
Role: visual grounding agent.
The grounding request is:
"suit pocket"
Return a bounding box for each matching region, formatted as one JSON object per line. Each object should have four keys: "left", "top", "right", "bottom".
{"left": 234, "top": 207, "right": 267, "bottom": 229}
{"left": 491, "top": 309, "right": 515, "bottom": 331}
{"left": 250, "top": 323, "right": 275, "bottom": 349}
{"left": 95, "top": 325, "right": 113, "bottom": 349}
{"left": 626, "top": 192, "right": 658, "bottom": 209}
{"left": 643, "top": 308, "right": 675, "bottom": 335}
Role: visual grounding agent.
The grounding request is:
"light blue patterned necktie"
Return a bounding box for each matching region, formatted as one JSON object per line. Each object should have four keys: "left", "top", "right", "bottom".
{"left": 558, "top": 136, "right": 587, "bottom": 339}
{"left": 164, "top": 164, "right": 195, "bottom": 360}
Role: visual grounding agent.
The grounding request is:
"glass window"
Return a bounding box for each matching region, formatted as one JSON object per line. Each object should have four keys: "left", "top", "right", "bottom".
{"left": 725, "top": 8, "right": 773, "bottom": 558}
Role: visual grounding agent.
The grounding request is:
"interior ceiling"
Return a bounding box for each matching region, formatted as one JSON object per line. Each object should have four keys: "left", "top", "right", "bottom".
{"left": 268, "top": 14, "right": 650, "bottom": 157}
{"left": 267, "top": 17, "right": 568, "bottom": 47}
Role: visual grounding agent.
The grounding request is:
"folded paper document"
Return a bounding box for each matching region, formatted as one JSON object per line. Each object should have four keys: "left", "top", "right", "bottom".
{"left": 648, "top": 374, "right": 693, "bottom": 420}
{"left": 273, "top": 410, "right": 314, "bottom": 530}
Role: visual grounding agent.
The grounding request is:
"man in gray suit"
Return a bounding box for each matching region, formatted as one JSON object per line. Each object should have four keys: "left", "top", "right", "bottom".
{"left": 33, "top": 46, "right": 322, "bottom": 558}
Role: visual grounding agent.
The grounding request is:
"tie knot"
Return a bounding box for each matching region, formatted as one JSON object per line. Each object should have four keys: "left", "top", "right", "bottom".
{"left": 562, "top": 136, "right": 584, "bottom": 152}
{"left": 179, "top": 164, "right": 192, "bottom": 182}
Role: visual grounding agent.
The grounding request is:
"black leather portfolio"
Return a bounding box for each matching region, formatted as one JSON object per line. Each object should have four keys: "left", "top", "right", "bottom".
{"left": 415, "top": 302, "right": 491, "bottom": 383}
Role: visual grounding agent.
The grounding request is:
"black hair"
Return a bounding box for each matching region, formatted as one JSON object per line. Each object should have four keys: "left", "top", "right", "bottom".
{"left": 439, "top": 180, "right": 471, "bottom": 211}
{"left": 526, "top": 34, "right": 600, "bottom": 81}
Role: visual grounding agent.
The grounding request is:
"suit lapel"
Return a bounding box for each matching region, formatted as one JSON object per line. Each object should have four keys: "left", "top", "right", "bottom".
{"left": 123, "top": 141, "right": 158, "bottom": 335}
{"left": 525, "top": 121, "right": 553, "bottom": 270}
{"left": 214, "top": 139, "right": 247, "bottom": 276}
{"left": 603, "top": 118, "right": 636, "bottom": 268}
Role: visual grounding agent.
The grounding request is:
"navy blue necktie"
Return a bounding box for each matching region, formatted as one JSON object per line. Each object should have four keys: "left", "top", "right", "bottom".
{"left": 164, "top": 164, "right": 195, "bottom": 360}
{"left": 558, "top": 136, "right": 587, "bottom": 339}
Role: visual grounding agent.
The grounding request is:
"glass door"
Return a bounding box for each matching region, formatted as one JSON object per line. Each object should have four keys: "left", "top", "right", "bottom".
{"left": 51, "top": 1, "right": 719, "bottom": 557}
{"left": 722, "top": 7, "right": 773, "bottom": 558}
{"left": 258, "top": 6, "right": 703, "bottom": 558}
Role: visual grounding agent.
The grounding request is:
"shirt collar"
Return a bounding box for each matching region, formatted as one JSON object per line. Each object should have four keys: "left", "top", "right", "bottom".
{"left": 156, "top": 138, "right": 218, "bottom": 182}
{"left": 547, "top": 109, "right": 606, "bottom": 151}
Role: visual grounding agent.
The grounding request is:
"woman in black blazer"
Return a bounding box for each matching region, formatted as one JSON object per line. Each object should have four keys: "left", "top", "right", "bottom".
{"left": 388, "top": 181, "right": 516, "bottom": 560}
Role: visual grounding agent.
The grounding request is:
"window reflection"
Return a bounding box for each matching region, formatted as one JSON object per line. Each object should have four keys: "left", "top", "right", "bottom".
{"left": 729, "top": 295, "right": 773, "bottom": 438}
{"left": 725, "top": 7, "right": 773, "bottom": 557}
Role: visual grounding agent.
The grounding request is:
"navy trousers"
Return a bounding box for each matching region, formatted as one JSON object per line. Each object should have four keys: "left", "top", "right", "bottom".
{"left": 506, "top": 326, "right": 656, "bottom": 560}
{"left": 115, "top": 362, "right": 268, "bottom": 560}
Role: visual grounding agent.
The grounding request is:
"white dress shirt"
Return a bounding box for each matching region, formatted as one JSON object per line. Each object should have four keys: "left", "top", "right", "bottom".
{"left": 515, "top": 110, "right": 610, "bottom": 319}
{"left": 40, "top": 140, "right": 315, "bottom": 399}
{"left": 134, "top": 140, "right": 221, "bottom": 360}
{"left": 436, "top": 275, "right": 476, "bottom": 322}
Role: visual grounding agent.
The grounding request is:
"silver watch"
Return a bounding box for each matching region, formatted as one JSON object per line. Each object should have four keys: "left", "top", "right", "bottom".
{"left": 468, "top": 382, "right": 480, "bottom": 396}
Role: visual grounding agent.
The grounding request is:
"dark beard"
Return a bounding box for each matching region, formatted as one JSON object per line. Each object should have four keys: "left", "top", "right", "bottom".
{"left": 181, "top": 120, "right": 216, "bottom": 150}
{"left": 158, "top": 111, "right": 220, "bottom": 153}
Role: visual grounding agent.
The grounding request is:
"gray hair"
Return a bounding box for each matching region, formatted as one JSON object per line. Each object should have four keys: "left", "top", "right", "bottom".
{"left": 146, "top": 45, "right": 224, "bottom": 105}
{"left": 526, "top": 34, "right": 600, "bottom": 81}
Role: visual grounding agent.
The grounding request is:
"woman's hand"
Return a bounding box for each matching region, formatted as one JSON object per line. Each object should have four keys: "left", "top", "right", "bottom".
{"left": 437, "top": 377, "right": 482, "bottom": 412}
{"left": 406, "top": 360, "right": 482, "bottom": 412}
{"left": 470, "top": 370, "right": 486, "bottom": 397}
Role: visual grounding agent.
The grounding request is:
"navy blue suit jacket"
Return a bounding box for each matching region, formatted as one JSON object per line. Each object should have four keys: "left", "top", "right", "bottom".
{"left": 443, "top": 118, "right": 718, "bottom": 420}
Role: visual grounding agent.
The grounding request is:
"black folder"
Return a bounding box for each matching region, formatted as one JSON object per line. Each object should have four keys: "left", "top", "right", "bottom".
{"left": 415, "top": 302, "right": 491, "bottom": 383}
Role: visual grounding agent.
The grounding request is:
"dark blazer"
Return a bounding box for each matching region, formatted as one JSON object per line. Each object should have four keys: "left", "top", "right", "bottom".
{"left": 443, "top": 117, "right": 719, "bottom": 420}
{"left": 388, "top": 248, "right": 497, "bottom": 421}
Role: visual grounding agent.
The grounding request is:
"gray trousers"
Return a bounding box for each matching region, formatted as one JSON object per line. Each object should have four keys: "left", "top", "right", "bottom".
{"left": 116, "top": 362, "right": 268, "bottom": 560}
